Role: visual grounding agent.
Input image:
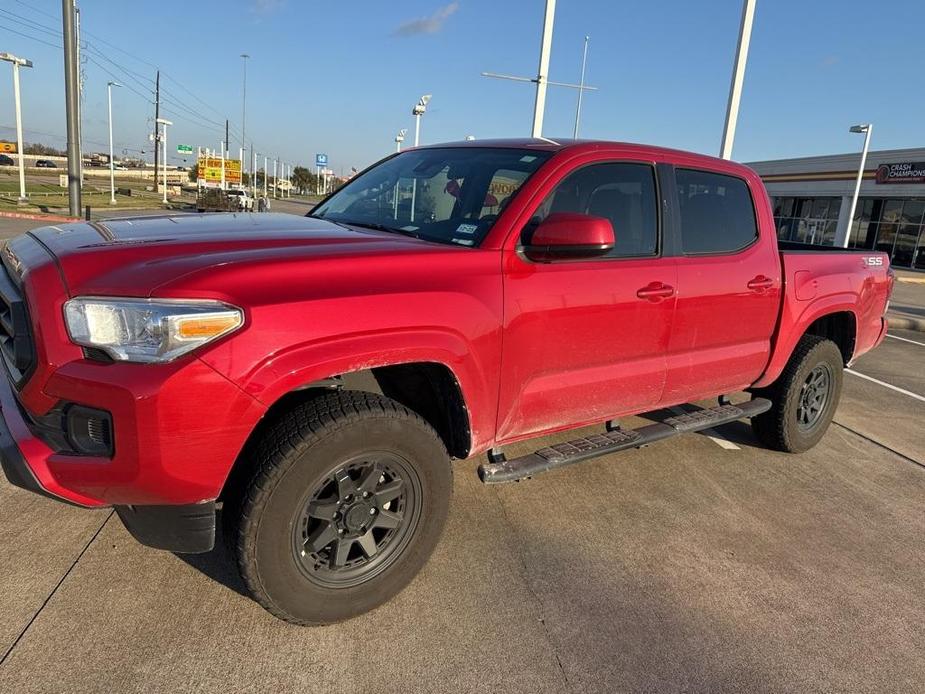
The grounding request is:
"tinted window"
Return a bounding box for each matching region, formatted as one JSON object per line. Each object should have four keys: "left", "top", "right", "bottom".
{"left": 531, "top": 163, "right": 658, "bottom": 258}
{"left": 675, "top": 168, "right": 757, "bottom": 254}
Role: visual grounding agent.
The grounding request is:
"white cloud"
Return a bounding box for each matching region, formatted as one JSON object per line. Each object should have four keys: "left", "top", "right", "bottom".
{"left": 393, "top": 2, "right": 459, "bottom": 37}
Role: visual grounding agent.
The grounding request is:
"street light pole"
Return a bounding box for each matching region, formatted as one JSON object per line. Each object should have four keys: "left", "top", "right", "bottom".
{"left": 273, "top": 158, "right": 278, "bottom": 199}
{"left": 532, "top": 0, "right": 556, "bottom": 138}
{"left": 0, "top": 52, "right": 33, "bottom": 204}
{"left": 107, "top": 80, "right": 121, "bottom": 204}
{"left": 719, "top": 0, "right": 757, "bottom": 160}
{"left": 240, "top": 54, "right": 249, "bottom": 186}
{"left": 252, "top": 149, "right": 258, "bottom": 198}
{"left": 845, "top": 123, "right": 873, "bottom": 249}
{"left": 410, "top": 95, "right": 431, "bottom": 223}
{"left": 395, "top": 128, "right": 406, "bottom": 152}
{"left": 573, "top": 36, "right": 590, "bottom": 139}
{"left": 156, "top": 117, "right": 172, "bottom": 204}
{"left": 264, "top": 156, "right": 268, "bottom": 197}
{"left": 412, "top": 95, "right": 431, "bottom": 147}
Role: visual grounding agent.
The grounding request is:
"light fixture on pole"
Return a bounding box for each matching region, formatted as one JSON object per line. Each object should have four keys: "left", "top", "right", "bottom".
{"left": 719, "top": 0, "right": 757, "bottom": 160}
{"left": 0, "top": 52, "right": 33, "bottom": 204}
{"left": 107, "top": 80, "right": 121, "bottom": 204}
{"left": 845, "top": 123, "right": 873, "bottom": 249}
{"left": 395, "top": 128, "right": 407, "bottom": 152}
{"left": 412, "top": 95, "right": 431, "bottom": 147}
{"left": 482, "top": 2, "right": 598, "bottom": 139}
{"left": 155, "top": 117, "right": 172, "bottom": 204}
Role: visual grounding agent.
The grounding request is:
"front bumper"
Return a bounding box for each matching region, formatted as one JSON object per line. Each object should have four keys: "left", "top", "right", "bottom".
{"left": 0, "top": 354, "right": 266, "bottom": 508}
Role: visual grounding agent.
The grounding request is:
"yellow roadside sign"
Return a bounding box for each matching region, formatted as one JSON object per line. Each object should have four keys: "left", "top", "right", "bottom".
{"left": 0, "top": 142, "right": 16, "bottom": 153}
{"left": 197, "top": 157, "right": 242, "bottom": 186}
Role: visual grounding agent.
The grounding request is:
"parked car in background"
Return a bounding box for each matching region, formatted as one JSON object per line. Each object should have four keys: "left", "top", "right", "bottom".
{"left": 0, "top": 154, "right": 14, "bottom": 166}
{"left": 35, "top": 159, "right": 57, "bottom": 168}
{"left": 225, "top": 188, "right": 255, "bottom": 211}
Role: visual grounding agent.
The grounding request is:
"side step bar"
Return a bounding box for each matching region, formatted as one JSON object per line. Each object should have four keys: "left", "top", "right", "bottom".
{"left": 478, "top": 398, "right": 772, "bottom": 485}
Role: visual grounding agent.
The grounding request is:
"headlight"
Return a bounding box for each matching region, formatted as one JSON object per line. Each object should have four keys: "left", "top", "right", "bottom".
{"left": 64, "top": 298, "right": 243, "bottom": 363}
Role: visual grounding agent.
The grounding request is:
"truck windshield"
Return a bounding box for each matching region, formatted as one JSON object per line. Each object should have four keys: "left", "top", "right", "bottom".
{"left": 310, "top": 147, "right": 551, "bottom": 247}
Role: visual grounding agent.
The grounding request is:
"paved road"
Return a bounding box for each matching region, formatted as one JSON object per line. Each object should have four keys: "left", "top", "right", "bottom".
{"left": 0, "top": 214, "right": 922, "bottom": 692}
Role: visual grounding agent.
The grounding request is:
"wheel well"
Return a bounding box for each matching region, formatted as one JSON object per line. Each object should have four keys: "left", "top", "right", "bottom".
{"left": 220, "top": 362, "right": 471, "bottom": 503}
{"left": 804, "top": 311, "right": 856, "bottom": 364}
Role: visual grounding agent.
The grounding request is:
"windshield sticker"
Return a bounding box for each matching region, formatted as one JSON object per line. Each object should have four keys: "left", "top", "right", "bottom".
{"left": 452, "top": 238, "right": 475, "bottom": 246}
{"left": 455, "top": 223, "right": 478, "bottom": 235}
{"left": 520, "top": 155, "right": 538, "bottom": 163}
{"left": 400, "top": 225, "right": 420, "bottom": 232}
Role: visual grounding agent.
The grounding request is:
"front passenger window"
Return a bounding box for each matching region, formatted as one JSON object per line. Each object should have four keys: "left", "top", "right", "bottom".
{"left": 530, "top": 163, "right": 659, "bottom": 258}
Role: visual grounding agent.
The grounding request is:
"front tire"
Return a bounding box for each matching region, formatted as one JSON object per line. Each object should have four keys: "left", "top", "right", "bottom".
{"left": 751, "top": 335, "right": 844, "bottom": 453}
{"left": 226, "top": 391, "right": 452, "bottom": 625}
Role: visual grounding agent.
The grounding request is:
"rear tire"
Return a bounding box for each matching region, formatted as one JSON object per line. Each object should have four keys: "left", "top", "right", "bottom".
{"left": 751, "top": 335, "right": 844, "bottom": 453}
{"left": 225, "top": 390, "right": 452, "bottom": 625}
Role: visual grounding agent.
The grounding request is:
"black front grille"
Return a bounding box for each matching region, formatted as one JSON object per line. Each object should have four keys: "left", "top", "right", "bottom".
{"left": 0, "top": 260, "right": 35, "bottom": 387}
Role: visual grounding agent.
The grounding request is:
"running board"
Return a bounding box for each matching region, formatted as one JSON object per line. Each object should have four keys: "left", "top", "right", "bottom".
{"left": 478, "top": 398, "right": 772, "bottom": 484}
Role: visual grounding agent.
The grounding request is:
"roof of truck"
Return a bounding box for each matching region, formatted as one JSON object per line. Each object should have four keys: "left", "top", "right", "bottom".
{"left": 416, "top": 137, "right": 742, "bottom": 170}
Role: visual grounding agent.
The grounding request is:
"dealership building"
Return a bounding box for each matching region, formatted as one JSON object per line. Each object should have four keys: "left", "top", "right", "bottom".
{"left": 747, "top": 147, "right": 925, "bottom": 270}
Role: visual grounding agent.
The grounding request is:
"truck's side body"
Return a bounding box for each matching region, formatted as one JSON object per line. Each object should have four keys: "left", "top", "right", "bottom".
{"left": 0, "top": 140, "right": 891, "bottom": 514}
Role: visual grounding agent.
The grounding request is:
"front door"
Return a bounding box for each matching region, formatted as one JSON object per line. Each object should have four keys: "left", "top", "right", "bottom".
{"left": 496, "top": 161, "right": 677, "bottom": 442}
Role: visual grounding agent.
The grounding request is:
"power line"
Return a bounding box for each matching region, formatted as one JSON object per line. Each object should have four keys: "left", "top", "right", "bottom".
{"left": 0, "top": 6, "right": 60, "bottom": 38}
{"left": 6, "top": 1, "right": 252, "bottom": 154}
{"left": 1, "top": 24, "right": 62, "bottom": 49}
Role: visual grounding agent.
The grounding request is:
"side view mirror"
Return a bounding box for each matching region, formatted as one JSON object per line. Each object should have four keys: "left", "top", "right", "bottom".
{"left": 522, "top": 212, "right": 615, "bottom": 262}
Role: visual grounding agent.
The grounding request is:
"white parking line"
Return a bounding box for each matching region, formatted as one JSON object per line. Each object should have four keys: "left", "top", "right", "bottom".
{"left": 886, "top": 333, "right": 925, "bottom": 347}
{"left": 669, "top": 406, "right": 741, "bottom": 450}
{"left": 846, "top": 369, "right": 925, "bottom": 403}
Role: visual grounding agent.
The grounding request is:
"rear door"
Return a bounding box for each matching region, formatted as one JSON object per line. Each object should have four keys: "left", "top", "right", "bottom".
{"left": 496, "top": 159, "right": 677, "bottom": 442}
{"left": 662, "top": 167, "right": 780, "bottom": 404}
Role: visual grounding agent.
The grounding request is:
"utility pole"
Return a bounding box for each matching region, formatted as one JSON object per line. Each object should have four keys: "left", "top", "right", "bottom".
{"left": 720, "top": 0, "right": 757, "bottom": 160}
{"left": 62, "top": 0, "right": 81, "bottom": 216}
{"left": 75, "top": 3, "right": 84, "bottom": 185}
{"left": 225, "top": 119, "right": 229, "bottom": 158}
{"left": 153, "top": 70, "right": 160, "bottom": 186}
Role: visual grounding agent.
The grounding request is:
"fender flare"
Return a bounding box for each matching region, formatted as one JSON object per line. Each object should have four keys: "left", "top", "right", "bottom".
{"left": 752, "top": 294, "right": 858, "bottom": 389}
{"left": 234, "top": 327, "right": 495, "bottom": 453}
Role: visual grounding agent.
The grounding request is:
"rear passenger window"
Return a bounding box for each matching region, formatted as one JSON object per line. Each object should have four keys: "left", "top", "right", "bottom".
{"left": 675, "top": 168, "right": 757, "bottom": 254}
{"left": 531, "top": 163, "right": 658, "bottom": 258}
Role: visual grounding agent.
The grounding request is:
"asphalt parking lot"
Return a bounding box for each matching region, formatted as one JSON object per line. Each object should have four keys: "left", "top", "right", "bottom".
{"left": 0, "top": 213, "right": 923, "bottom": 693}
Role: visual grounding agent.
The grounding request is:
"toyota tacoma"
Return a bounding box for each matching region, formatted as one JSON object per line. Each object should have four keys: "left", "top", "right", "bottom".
{"left": 0, "top": 139, "right": 893, "bottom": 624}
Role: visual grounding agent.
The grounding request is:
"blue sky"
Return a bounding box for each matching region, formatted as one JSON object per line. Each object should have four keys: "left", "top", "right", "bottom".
{"left": 1, "top": 0, "right": 923, "bottom": 174}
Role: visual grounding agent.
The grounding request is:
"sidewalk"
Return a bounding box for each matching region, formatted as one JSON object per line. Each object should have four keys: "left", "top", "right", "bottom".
{"left": 888, "top": 269, "right": 925, "bottom": 332}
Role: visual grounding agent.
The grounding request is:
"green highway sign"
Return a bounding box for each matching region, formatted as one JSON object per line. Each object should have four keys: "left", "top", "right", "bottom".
{"left": 177, "top": 144, "right": 193, "bottom": 155}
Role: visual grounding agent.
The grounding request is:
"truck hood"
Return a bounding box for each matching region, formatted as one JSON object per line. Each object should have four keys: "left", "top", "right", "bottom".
{"left": 26, "top": 212, "right": 439, "bottom": 296}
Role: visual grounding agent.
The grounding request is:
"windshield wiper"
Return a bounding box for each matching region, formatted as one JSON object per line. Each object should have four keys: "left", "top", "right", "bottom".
{"left": 340, "top": 220, "right": 423, "bottom": 239}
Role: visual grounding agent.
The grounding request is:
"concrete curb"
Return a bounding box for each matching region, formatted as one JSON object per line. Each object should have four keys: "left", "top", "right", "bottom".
{"left": 888, "top": 314, "right": 925, "bottom": 333}
{"left": 0, "top": 211, "right": 79, "bottom": 223}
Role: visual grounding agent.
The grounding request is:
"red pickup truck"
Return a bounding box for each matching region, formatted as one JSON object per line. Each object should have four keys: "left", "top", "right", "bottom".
{"left": 1, "top": 139, "right": 892, "bottom": 624}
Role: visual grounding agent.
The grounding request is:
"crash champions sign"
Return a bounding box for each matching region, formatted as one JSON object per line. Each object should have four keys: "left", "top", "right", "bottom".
{"left": 875, "top": 162, "right": 925, "bottom": 185}
{"left": 197, "top": 157, "right": 242, "bottom": 187}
